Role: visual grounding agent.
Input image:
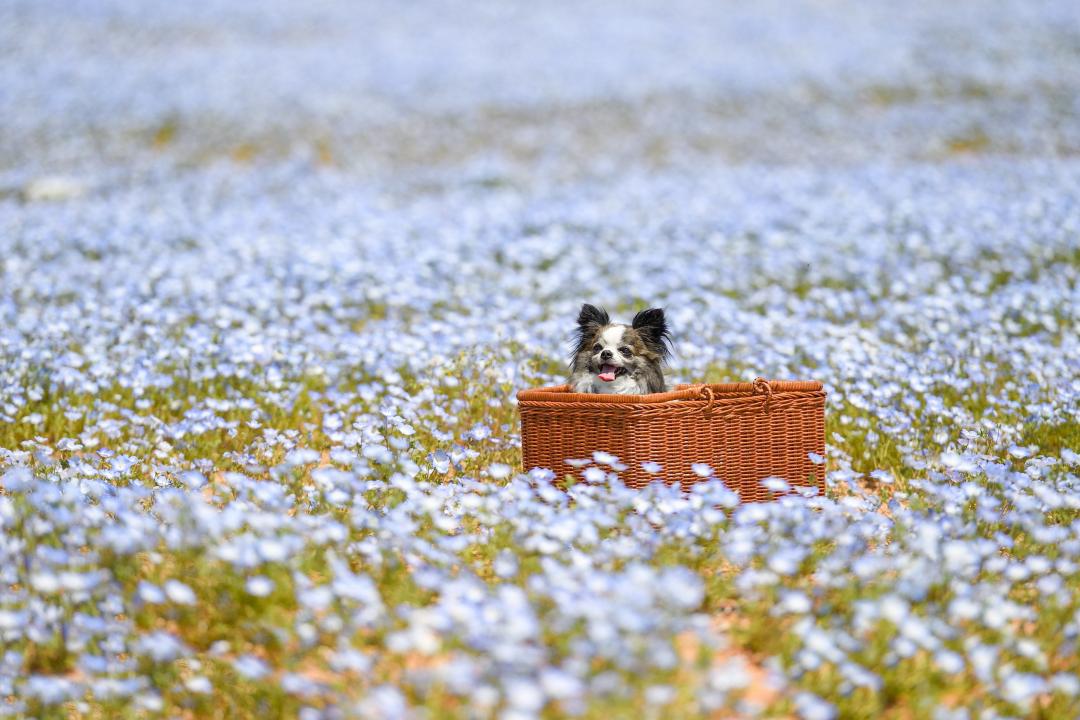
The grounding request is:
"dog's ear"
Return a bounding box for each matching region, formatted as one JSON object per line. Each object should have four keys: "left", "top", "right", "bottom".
{"left": 632, "top": 307, "right": 673, "bottom": 360}
{"left": 577, "top": 303, "right": 610, "bottom": 331}
{"left": 570, "top": 304, "right": 610, "bottom": 362}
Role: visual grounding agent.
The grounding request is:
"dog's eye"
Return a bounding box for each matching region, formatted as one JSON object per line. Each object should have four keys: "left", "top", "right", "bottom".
{"left": 592, "top": 343, "right": 602, "bottom": 353}
{"left": 619, "top": 346, "right": 632, "bottom": 357}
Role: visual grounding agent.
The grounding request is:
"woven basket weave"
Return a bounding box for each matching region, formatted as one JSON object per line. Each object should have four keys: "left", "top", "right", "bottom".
{"left": 517, "top": 378, "right": 826, "bottom": 502}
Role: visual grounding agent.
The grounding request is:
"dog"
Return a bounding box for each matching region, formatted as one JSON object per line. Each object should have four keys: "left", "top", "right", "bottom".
{"left": 568, "top": 304, "right": 672, "bottom": 394}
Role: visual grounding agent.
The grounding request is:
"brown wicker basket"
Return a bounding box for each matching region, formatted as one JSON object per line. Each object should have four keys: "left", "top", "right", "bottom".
{"left": 517, "top": 378, "right": 826, "bottom": 502}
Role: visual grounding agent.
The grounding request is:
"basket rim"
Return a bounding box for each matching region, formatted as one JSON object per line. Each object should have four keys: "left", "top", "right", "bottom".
{"left": 516, "top": 379, "right": 823, "bottom": 404}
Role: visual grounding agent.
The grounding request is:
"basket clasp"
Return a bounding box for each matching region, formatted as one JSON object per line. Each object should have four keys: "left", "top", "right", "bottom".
{"left": 697, "top": 385, "right": 715, "bottom": 418}
{"left": 752, "top": 377, "right": 773, "bottom": 413}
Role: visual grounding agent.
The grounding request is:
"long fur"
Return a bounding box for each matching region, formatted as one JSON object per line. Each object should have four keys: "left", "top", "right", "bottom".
{"left": 567, "top": 303, "right": 672, "bottom": 394}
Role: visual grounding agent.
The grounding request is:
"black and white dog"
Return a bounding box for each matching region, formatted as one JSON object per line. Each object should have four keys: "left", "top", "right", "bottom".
{"left": 568, "top": 304, "right": 673, "bottom": 394}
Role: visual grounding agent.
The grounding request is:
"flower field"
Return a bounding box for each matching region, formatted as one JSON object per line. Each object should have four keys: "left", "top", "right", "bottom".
{"left": 1, "top": 1, "right": 1079, "bottom": 718}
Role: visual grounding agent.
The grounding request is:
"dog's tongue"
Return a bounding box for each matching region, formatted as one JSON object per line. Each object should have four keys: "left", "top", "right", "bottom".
{"left": 598, "top": 364, "right": 617, "bottom": 382}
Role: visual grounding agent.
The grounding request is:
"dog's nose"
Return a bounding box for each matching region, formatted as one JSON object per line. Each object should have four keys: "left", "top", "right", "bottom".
{"left": 600, "top": 349, "right": 613, "bottom": 361}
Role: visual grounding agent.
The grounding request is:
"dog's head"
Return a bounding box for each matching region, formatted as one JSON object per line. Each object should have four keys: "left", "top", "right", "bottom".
{"left": 570, "top": 304, "right": 672, "bottom": 384}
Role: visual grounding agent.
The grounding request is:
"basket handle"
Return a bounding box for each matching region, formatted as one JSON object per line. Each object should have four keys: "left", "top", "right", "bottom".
{"left": 752, "top": 377, "right": 773, "bottom": 413}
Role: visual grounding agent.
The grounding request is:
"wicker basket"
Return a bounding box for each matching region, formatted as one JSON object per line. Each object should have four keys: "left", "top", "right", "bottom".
{"left": 517, "top": 378, "right": 826, "bottom": 502}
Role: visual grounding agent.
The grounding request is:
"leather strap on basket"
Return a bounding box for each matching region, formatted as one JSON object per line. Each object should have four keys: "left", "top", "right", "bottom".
{"left": 752, "top": 377, "right": 773, "bottom": 413}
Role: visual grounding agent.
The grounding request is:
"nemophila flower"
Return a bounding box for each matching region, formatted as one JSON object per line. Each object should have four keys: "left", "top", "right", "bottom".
{"left": 184, "top": 676, "right": 212, "bottom": 694}
{"left": 233, "top": 654, "right": 271, "bottom": 680}
{"left": 590, "top": 451, "right": 617, "bottom": 466}
{"left": 135, "top": 631, "right": 188, "bottom": 662}
{"left": 0, "top": 611, "right": 26, "bottom": 635}
{"left": 1001, "top": 672, "right": 1049, "bottom": 708}
{"left": 868, "top": 469, "right": 893, "bottom": 484}
{"left": 503, "top": 677, "right": 544, "bottom": 713}
{"left": 539, "top": 666, "right": 583, "bottom": 701}
{"left": 774, "top": 590, "right": 812, "bottom": 616}
{"left": 178, "top": 470, "right": 207, "bottom": 489}
{"left": 493, "top": 550, "right": 519, "bottom": 579}
{"left": 465, "top": 423, "right": 492, "bottom": 442}
{"left": 760, "top": 476, "right": 790, "bottom": 493}
{"left": 582, "top": 467, "right": 606, "bottom": 484}
{"left": 256, "top": 537, "right": 293, "bottom": 563}
{"left": 1007, "top": 445, "right": 1034, "bottom": 459}
{"left": 793, "top": 692, "right": 838, "bottom": 720}
{"left": 0, "top": 467, "right": 32, "bottom": 492}
{"left": 487, "top": 463, "right": 512, "bottom": 479}
{"left": 90, "top": 677, "right": 146, "bottom": 700}
{"left": 281, "top": 672, "right": 324, "bottom": 698}
{"left": 1051, "top": 673, "right": 1080, "bottom": 697}
{"left": 285, "top": 448, "right": 321, "bottom": 467}
{"left": 245, "top": 575, "right": 275, "bottom": 597}
{"left": 356, "top": 685, "right": 409, "bottom": 720}
{"left": 934, "top": 649, "right": 965, "bottom": 675}
{"left": 429, "top": 450, "right": 452, "bottom": 473}
{"left": 163, "top": 580, "right": 197, "bottom": 605}
{"left": 362, "top": 445, "right": 394, "bottom": 464}
{"left": 23, "top": 675, "right": 81, "bottom": 705}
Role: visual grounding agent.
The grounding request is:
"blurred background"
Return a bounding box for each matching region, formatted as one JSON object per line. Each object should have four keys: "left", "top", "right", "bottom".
{"left": 3, "top": 0, "right": 1078, "bottom": 184}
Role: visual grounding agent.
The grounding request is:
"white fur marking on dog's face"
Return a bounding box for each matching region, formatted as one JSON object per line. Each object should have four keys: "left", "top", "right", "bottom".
{"left": 599, "top": 325, "right": 625, "bottom": 352}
